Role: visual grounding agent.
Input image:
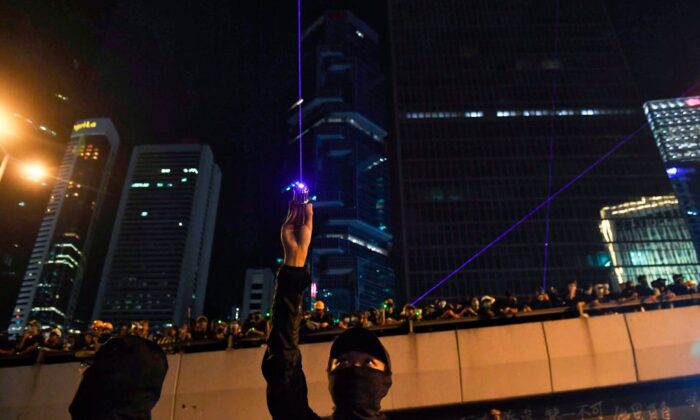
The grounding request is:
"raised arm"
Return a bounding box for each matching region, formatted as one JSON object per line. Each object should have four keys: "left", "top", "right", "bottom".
{"left": 261, "top": 203, "right": 319, "bottom": 420}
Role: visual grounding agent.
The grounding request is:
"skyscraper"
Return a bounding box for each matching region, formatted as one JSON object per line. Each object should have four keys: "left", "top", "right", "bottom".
{"left": 290, "top": 11, "right": 394, "bottom": 313}
{"left": 599, "top": 195, "right": 700, "bottom": 284}
{"left": 388, "top": 0, "right": 671, "bottom": 301}
{"left": 93, "top": 144, "right": 221, "bottom": 327}
{"left": 8, "top": 118, "right": 119, "bottom": 334}
{"left": 644, "top": 96, "right": 700, "bottom": 258}
{"left": 240, "top": 268, "right": 274, "bottom": 322}
{"left": 0, "top": 113, "right": 62, "bottom": 331}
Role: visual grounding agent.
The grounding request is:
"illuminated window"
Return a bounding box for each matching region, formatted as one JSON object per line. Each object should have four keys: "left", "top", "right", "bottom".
{"left": 18, "top": 201, "right": 26, "bottom": 207}
{"left": 131, "top": 182, "right": 150, "bottom": 188}
{"left": 161, "top": 168, "right": 171, "bottom": 174}
{"left": 141, "top": 211, "right": 149, "bottom": 217}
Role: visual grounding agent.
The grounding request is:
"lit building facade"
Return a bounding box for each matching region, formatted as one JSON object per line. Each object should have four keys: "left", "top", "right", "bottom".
{"left": 388, "top": 0, "right": 671, "bottom": 301}
{"left": 93, "top": 144, "right": 221, "bottom": 327}
{"left": 8, "top": 118, "right": 119, "bottom": 334}
{"left": 290, "top": 11, "right": 394, "bottom": 313}
{"left": 644, "top": 96, "right": 700, "bottom": 258}
{"left": 600, "top": 196, "right": 700, "bottom": 284}
{"left": 240, "top": 269, "right": 274, "bottom": 322}
{"left": 0, "top": 114, "right": 61, "bottom": 331}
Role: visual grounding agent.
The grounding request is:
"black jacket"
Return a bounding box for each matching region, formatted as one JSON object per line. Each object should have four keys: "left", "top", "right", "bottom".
{"left": 261, "top": 265, "right": 321, "bottom": 419}
{"left": 70, "top": 336, "right": 168, "bottom": 419}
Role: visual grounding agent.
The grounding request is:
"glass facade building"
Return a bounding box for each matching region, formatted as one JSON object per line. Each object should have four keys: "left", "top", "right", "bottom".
{"left": 8, "top": 119, "right": 119, "bottom": 334}
{"left": 600, "top": 196, "right": 700, "bottom": 284}
{"left": 388, "top": 0, "right": 671, "bottom": 301}
{"left": 93, "top": 144, "right": 221, "bottom": 327}
{"left": 0, "top": 114, "right": 62, "bottom": 331}
{"left": 644, "top": 97, "right": 700, "bottom": 259}
{"left": 290, "top": 11, "right": 394, "bottom": 314}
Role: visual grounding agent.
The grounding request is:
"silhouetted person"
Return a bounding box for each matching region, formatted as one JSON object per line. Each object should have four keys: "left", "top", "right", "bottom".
{"left": 70, "top": 335, "right": 168, "bottom": 419}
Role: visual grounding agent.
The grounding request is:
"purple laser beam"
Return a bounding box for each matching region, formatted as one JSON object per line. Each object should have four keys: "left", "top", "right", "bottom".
{"left": 542, "top": 0, "right": 561, "bottom": 290}
{"left": 297, "top": 0, "right": 303, "bottom": 182}
{"left": 411, "top": 123, "right": 647, "bottom": 306}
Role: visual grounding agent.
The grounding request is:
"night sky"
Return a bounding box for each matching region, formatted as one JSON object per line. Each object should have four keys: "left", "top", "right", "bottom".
{"left": 0, "top": 1, "right": 698, "bottom": 322}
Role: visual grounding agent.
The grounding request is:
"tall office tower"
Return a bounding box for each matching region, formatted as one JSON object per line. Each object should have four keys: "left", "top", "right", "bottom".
{"left": 240, "top": 269, "right": 274, "bottom": 322}
{"left": 93, "top": 144, "right": 221, "bottom": 327}
{"left": 290, "top": 11, "right": 394, "bottom": 313}
{"left": 8, "top": 119, "right": 119, "bottom": 334}
{"left": 644, "top": 97, "right": 700, "bottom": 258}
{"left": 389, "top": 0, "right": 671, "bottom": 301}
{"left": 0, "top": 113, "right": 62, "bottom": 330}
{"left": 600, "top": 196, "right": 700, "bottom": 284}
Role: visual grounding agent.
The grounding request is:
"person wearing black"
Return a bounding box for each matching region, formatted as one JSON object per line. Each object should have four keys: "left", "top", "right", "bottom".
{"left": 261, "top": 203, "right": 392, "bottom": 419}
{"left": 670, "top": 274, "right": 690, "bottom": 296}
{"left": 636, "top": 275, "right": 654, "bottom": 298}
{"left": 562, "top": 280, "right": 588, "bottom": 317}
{"left": 529, "top": 288, "right": 553, "bottom": 310}
{"left": 70, "top": 335, "right": 168, "bottom": 419}
{"left": 16, "top": 320, "right": 42, "bottom": 354}
{"left": 308, "top": 300, "right": 334, "bottom": 330}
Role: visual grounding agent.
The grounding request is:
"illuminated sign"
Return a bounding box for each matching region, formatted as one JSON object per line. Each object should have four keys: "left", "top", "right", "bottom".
{"left": 310, "top": 282, "right": 318, "bottom": 298}
{"left": 687, "top": 98, "right": 700, "bottom": 107}
{"left": 73, "top": 121, "right": 97, "bottom": 132}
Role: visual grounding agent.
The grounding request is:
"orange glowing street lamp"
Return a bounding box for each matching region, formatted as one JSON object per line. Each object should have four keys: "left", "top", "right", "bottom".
{"left": 21, "top": 162, "right": 47, "bottom": 183}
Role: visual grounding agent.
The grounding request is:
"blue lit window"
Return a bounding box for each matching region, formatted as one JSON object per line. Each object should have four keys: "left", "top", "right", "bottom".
{"left": 160, "top": 168, "right": 171, "bottom": 174}
{"left": 181, "top": 177, "right": 188, "bottom": 182}
{"left": 140, "top": 211, "right": 149, "bottom": 217}
{"left": 131, "top": 182, "right": 150, "bottom": 188}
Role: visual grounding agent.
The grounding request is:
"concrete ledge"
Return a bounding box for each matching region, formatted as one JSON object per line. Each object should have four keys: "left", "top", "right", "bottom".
{"left": 457, "top": 323, "right": 551, "bottom": 402}
{"left": 625, "top": 305, "right": 700, "bottom": 381}
{"left": 3, "top": 306, "right": 700, "bottom": 418}
{"left": 543, "top": 314, "right": 637, "bottom": 392}
{"left": 174, "top": 347, "right": 268, "bottom": 419}
{"left": 381, "top": 331, "right": 462, "bottom": 410}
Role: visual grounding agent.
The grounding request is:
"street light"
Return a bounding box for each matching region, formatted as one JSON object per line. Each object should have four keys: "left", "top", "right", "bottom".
{"left": 21, "top": 162, "right": 47, "bottom": 183}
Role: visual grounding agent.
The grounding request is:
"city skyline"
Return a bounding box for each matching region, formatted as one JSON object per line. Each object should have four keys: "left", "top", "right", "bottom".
{"left": 0, "top": 1, "right": 698, "bottom": 326}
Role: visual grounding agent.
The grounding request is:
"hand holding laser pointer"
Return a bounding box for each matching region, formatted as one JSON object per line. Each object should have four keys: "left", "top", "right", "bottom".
{"left": 281, "top": 197, "right": 313, "bottom": 268}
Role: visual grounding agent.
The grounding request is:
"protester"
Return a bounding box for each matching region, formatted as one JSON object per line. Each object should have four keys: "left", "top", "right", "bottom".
{"left": 670, "top": 274, "right": 691, "bottom": 296}
{"left": 243, "top": 312, "right": 268, "bottom": 338}
{"left": 307, "top": 300, "right": 333, "bottom": 331}
{"left": 262, "top": 201, "right": 392, "bottom": 419}
{"left": 42, "top": 329, "right": 64, "bottom": 351}
{"left": 178, "top": 323, "right": 192, "bottom": 342}
{"left": 562, "top": 280, "right": 588, "bottom": 317}
{"left": 70, "top": 335, "right": 168, "bottom": 419}
{"left": 192, "top": 316, "right": 210, "bottom": 340}
{"left": 380, "top": 298, "right": 401, "bottom": 325}
{"left": 16, "top": 320, "right": 42, "bottom": 354}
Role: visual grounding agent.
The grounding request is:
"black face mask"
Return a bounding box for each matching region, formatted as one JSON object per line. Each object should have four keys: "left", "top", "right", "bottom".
{"left": 329, "top": 366, "right": 391, "bottom": 419}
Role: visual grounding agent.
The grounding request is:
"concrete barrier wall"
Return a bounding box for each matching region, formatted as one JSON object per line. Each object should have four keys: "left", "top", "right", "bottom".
{"left": 543, "top": 314, "right": 637, "bottom": 392}
{"left": 625, "top": 305, "right": 700, "bottom": 382}
{"left": 3, "top": 307, "right": 700, "bottom": 419}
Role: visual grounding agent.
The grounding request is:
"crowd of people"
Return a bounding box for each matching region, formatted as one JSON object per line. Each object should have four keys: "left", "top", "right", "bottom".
{"left": 1, "top": 274, "right": 697, "bottom": 360}
{"left": 301, "top": 274, "right": 698, "bottom": 332}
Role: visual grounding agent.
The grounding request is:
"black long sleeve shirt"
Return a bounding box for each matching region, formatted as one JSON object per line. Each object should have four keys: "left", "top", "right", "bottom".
{"left": 261, "top": 265, "right": 321, "bottom": 420}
